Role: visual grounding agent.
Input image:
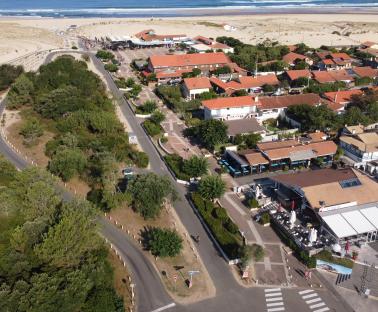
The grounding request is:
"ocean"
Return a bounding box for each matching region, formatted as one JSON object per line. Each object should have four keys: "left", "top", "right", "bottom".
{"left": 0, "top": 0, "right": 377, "bottom": 17}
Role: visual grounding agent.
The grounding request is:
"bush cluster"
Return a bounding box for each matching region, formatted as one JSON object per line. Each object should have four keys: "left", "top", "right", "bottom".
{"left": 314, "top": 250, "right": 354, "bottom": 268}
{"left": 191, "top": 192, "right": 242, "bottom": 259}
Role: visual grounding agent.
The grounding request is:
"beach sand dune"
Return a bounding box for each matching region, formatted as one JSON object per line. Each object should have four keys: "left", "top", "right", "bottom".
{"left": 1, "top": 14, "right": 378, "bottom": 64}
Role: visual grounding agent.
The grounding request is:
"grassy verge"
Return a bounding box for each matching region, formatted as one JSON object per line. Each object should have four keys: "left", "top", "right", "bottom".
{"left": 190, "top": 192, "right": 242, "bottom": 259}
{"left": 315, "top": 250, "right": 354, "bottom": 269}
{"left": 163, "top": 154, "right": 190, "bottom": 181}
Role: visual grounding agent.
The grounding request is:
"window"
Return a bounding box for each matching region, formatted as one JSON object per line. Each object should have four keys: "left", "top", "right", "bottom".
{"left": 339, "top": 178, "right": 362, "bottom": 188}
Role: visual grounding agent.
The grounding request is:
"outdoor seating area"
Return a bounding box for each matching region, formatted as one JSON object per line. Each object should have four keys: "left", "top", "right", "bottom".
{"left": 219, "top": 150, "right": 251, "bottom": 177}
{"left": 270, "top": 208, "right": 334, "bottom": 255}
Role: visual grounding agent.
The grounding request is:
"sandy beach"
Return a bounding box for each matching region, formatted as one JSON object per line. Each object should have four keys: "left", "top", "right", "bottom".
{"left": 1, "top": 13, "right": 378, "bottom": 64}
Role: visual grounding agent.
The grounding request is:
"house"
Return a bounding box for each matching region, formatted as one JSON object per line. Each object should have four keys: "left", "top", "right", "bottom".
{"left": 361, "top": 41, "right": 378, "bottom": 50}
{"left": 312, "top": 69, "right": 354, "bottom": 84}
{"left": 256, "top": 93, "right": 322, "bottom": 122}
{"left": 182, "top": 77, "right": 212, "bottom": 100}
{"left": 224, "top": 118, "right": 266, "bottom": 140}
{"left": 323, "top": 89, "right": 363, "bottom": 112}
{"left": 270, "top": 168, "right": 378, "bottom": 243}
{"left": 282, "top": 52, "right": 313, "bottom": 67}
{"left": 202, "top": 96, "right": 260, "bottom": 120}
{"left": 135, "top": 29, "right": 187, "bottom": 42}
{"left": 285, "top": 69, "right": 312, "bottom": 82}
{"left": 193, "top": 36, "right": 234, "bottom": 54}
{"left": 339, "top": 129, "right": 378, "bottom": 167}
{"left": 318, "top": 52, "right": 353, "bottom": 71}
{"left": 147, "top": 69, "right": 193, "bottom": 85}
{"left": 209, "top": 74, "right": 279, "bottom": 95}
{"left": 148, "top": 52, "right": 232, "bottom": 74}
{"left": 352, "top": 66, "right": 378, "bottom": 80}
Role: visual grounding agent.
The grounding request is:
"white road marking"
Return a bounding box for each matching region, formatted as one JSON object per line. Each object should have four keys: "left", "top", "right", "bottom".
{"left": 149, "top": 302, "right": 176, "bottom": 312}
{"left": 302, "top": 293, "right": 318, "bottom": 299}
{"left": 267, "top": 302, "right": 284, "bottom": 307}
{"left": 306, "top": 297, "right": 322, "bottom": 304}
{"left": 310, "top": 302, "right": 326, "bottom": 309}
{"left": 312, "top": 308, "right": 329, "bottom": 312}
{"left": 266, "top": 297, "right": 283, "bottom": 302}
{"left": 265, "top": 288, "right": 282, "bottom": 292}
{"left": 299, "top": 289, "right": 314, "bottom": 295}
{"left": 267, "top": 307, "right": 285, "bottom": 312}
{"left": 265, "top": 292, "right": 282, "bottom": 297}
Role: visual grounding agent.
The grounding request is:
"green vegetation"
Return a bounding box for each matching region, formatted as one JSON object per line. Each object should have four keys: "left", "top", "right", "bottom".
{"left": 355, "top": 76, "right": 373, "bottom": 86}
{"left": 96, "top": 49, "right": 115, "bottom": 61}
{"left": 142, "top": 227, "right": 183, "bottom": 258}
{"left": 164, "top": 154, "right": 209, "bottom": 181}
{"left": 156, "top": 85, "right": 201, "bottom": 113}
{"left": 128, "top": 173, "right": 177, "bottom": 219}
{"left": 0, "top": 162, "right": 124, "bottom": 312}
{"left": 191, "top": 192, "right": 242, "bottom": 258}
{"left": 142, "top": 110, "right": 165, "bottom": 137}
{"left": 211, "top": 65, "right": 232, "bottom": 76}
{"left": 19, "top": 117, "right": 44, "bottom": 146}
{"left": 104, "top": 63, "right": 119, "bottom": 72}
{"left": 182, "top": 68, "right": 201, "bottom": 78}
{"left": 234, "top": 133, "right": 262, "bottom": 150}
{"left": 182, "top": 155, "right": 209, "bottom": 178}
{"left": 239, "top": 244, "right": 265, "bottom": 269}
{"left": 259, "top": 212, "right": 270, "bottom": 225}
{"left": 122, "top": 78, "right": 142, "bottom": 99}
{"left": 304, "top": 80, "right": 347, "bottom": 94}
{"left": 189, "top": 119, "right": 228, "bottom": 150}
{"left": 135, "top": 100, "right": 157, "bottom": 115}
{"left": 6, "top": 73, "right": 34, "bottom": 109}
{"left": 198, "top": 174, "right": 226, "bottom": 201}
{"left": 315, "top": 250, "right": 354, "bottom": 268}
{"left": 216, "top": 37, "right": 289, "bottom": 72}
{"left": 0, "top": 64, "right": 24, "bottom": 91}
{"left": 247, "top": 198, "right": 259, "bottom": 209}
{"left": 6, "top": 56, "right": 147, "bottom": 211}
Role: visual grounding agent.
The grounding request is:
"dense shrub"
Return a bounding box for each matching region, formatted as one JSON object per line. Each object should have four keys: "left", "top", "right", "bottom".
{"left": 96, "top": 50, "right": 115, "bottom": 61}
{"left": 315, "top": 250, "right": 354, "bottom": 268}
{"left": 142, "top": 227, "right": 183, "bottom": 257}
{"left": 191, "top": 192, "right": 242, "bottom": 259}
{"left": 0, "top": 64, "right": 24, "bottom": 91}
{"left": 259, "top": 212, "right": 270, "bottom": 225}
{"left": 143, "top": 119, "right": 162, "bottom": 137}
{"left": 164, "top": 154, "right": 190, "bottom": 181}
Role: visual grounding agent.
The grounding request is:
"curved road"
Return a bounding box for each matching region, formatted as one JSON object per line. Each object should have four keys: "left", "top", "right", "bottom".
{"left": 0, "top": 50, "right": 354, "bottom": 312}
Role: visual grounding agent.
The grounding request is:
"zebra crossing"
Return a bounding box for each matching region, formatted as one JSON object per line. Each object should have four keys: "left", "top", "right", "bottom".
{"left": 298, "top": 289, "right": 330, "bottom": 312}
{"left": 264, "top": 288, "right": 285, "bottom": 312}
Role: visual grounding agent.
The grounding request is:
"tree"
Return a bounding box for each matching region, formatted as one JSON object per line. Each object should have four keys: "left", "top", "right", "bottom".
{"left": 262, "top": 84, "right": 275, "bottom": 93}
{"left": 239, "top": 244, "right": 265, "bottom": 269}
{"left": 6, "top": 74, "right": 34, "bottom": 109}
{"left": 48, "top": 148, "right": 87, "bottom": 181}
{"left": 232, "top": 89, "right": 249, "bottom": 97}
{"left": 19, "top": 117, "right": 44, "bottom": 146}
{"left": 183, "top": 155, "right": 209, "bottom": 177}
{"left": 150, "top": 110, "right": 165, "bottom": 124}
{"left": 96, "top": 50, "right": 115, "bottom": 61}
{"left": 128, "top": 173, "right": 177, "bottom": 219}
{"left": 212, "top": 65, "right": 232, "bottom": 76}
{"left": 35, "top": 200, "right": 99, "bottom": 268}
{"left": 195, "top": 119, "right": 228, "bottom": 150}
{"left": 143, "top": 227, "right": 183, "bottom": 257}
{"left": 104, "top": 63, "right": 118, "bottom": 72}
{"left": 0, "top": 64, "right": 24, "bottom": 91}
{"left": 293, "top": 59, "right": 307, "bottom": 70}
{"left": 198, "top": 175, "right": 226, "bottom": 201}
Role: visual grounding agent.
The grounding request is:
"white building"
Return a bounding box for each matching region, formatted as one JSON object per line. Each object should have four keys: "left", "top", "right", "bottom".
{"left": 202, "top": 96, "right": 259, "bottom": 120}
{"left": 182, "top": 77, "right": 212, "bottom": 100}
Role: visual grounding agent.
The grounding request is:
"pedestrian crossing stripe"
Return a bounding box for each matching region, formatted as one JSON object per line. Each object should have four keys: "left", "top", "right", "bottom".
{"left": 266, "top": 292, "right": 282, "bottom": 297}
{"left": 267, "top": 308, "right": 285, "bottom": 312}
{"left": 265, "top": 288, "right": 281, "bottom": 292}
{"left": 310, "top": 302, "right": 326, "bottom": 309}
{"left": 306, "top": 297, "right": 321, "bottom": 304}
{"left": 313, "top": 308, "right": 329, "bottom": 312}
{"left": 267, "top": 302, "right": 284, "bottom": 307}
{"left": 266, "top": 297, "right": 283, "bottom": 302}
{"left": 302, "top": 293, "right": 317, "bottom": 299}
{"left": 299, "top": 289, "right": 314, "bottom": 295}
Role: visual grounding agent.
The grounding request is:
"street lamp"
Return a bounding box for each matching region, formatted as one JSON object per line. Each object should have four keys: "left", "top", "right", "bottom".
{"left": 187, "top": 270, "right": 200, "bottom": 288}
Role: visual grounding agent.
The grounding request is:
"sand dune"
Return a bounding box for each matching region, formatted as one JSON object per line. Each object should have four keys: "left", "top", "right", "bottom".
{"left": 1, "top": 14, "right": 378, "bottom": 64}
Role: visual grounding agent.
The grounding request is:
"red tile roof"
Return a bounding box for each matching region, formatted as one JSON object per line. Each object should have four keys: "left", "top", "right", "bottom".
{"left": 259, "top": 93, "right": 321, "bottom": 110}
{"left": 202, "top": 96, "right": 258, "bottom": 110}
{"left": 238, "top": 74, "right": 279, "bottom": 88}
{"left": 312, "top": 69, "right": 353, "bottom": 83}
{"left": 352, "top": 66, "right": 378, "bottom": 78}
{"left": 150, "top": 52, "right": 230, "bottom": 69}
{"left": 330, "top": 53, "right": 352, "bottom": 60}
{"left": 183, "top": 77, "right": 212, "bottom": 90}
{"left": 263, "top": 141, "right": 337, "bottom": 161}
{"left": 324, "top": 89, "right": 363, "bottom": 104}
{"left": 282, "top": 52, "right": 307, "bottom": 64}
{"left": 286, "top": 69, "right": 311, "bottom": 81}
{"left": 155, "top": 69, "right": 192, "bottom": 79}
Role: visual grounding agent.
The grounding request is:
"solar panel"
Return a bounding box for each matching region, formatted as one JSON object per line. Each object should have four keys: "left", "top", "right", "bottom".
{"left": 339, "top": 178, "right": 361, "bottom": 188}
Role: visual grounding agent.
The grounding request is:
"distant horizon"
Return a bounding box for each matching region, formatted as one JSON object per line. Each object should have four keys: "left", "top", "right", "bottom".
{"left": 1, "top": 0, "right": 378, "bottom": 18}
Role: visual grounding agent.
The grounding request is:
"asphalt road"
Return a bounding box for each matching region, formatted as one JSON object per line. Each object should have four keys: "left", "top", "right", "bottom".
{"left": 0, "top": 49, "right": 355, "bottom": 312}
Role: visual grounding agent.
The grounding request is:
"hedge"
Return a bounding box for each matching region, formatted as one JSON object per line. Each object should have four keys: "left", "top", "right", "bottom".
{"left": 315, "top": 250, "right": 354, "bottom": 269}
{"left": 143, "top": 120, "right": 162, "bottom": 137}
{"left": 191, "top": 192, "right": 242, "bottom": 259}
{"left": 163, "top": 154, "right": 190, "bottom": 181}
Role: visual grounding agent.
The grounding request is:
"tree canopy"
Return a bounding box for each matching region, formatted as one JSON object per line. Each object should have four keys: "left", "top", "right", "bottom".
{"left": 192, "top": 119, "right": 228, "bottom": 150}
{"left": 128, "top": 173, "right": 177, "bottom": 219}
{"left": 0, "top": 160, "right": 124, "bottom": 312}
{"left": 198, "top": 175, "right": 226, "bottom": 201}
{"left": 142, "top": 227, "right": 183, "bottom": 258}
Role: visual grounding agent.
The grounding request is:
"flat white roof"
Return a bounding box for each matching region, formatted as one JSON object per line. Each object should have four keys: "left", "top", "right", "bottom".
{"left": 322, "top": 214, "right": 357, "bottom": 238}
{"left": 360, "top": 206, "right": 378, "bottom": 229}
{"left": 341, "top": 210, "right": 376, "bottom": 234}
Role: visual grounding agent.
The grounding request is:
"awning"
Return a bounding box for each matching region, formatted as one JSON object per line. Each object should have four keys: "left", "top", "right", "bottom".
{"left": 226, "top": 150, "right": 249, "bottom": 167}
